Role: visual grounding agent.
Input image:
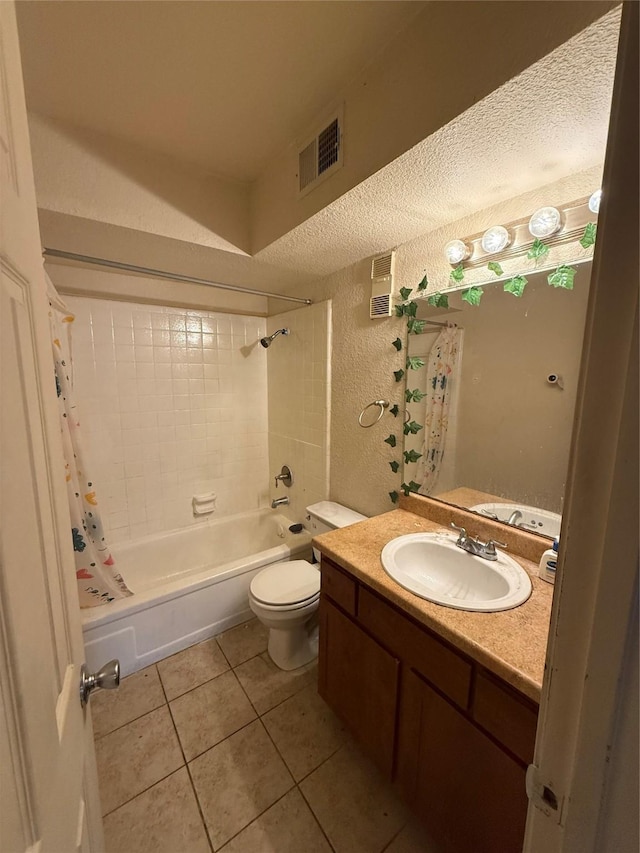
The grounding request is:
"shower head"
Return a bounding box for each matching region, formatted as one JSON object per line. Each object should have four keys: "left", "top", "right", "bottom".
{"left": 260, "top": 328, "right": 289, "bottom": 348}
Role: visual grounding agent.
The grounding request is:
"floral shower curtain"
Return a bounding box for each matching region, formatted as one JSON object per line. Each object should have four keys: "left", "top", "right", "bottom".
{"left": 47, "top": 274, "right": 132, "bottom": 607}
{"left": 417, "top": 325, "right": 462, "bottom": 496}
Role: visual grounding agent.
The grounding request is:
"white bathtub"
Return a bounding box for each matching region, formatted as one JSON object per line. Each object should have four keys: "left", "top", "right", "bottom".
{"left": 82, "top": 510, "right": 312, "bottom": 676}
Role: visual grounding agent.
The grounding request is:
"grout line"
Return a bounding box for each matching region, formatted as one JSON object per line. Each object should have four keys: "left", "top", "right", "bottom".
{"left": 93, "top": 697, "right": 167, "bottom": 742}
{"left": 100, "top": 765, "right": 186, "bottom": 819}
{"left": 214, "top": 786, "right": 298, "bottom": 852}
{"left": 297, "top": 779, "right": 338, "bottom": 853}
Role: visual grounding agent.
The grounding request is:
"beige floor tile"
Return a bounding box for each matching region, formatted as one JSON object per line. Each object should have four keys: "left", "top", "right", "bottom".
{"left": 262, "top": 684, "right": 347, "bottom": 781}
{"left": 217, "top": 618, "right": 268, "bottom": 667}
{"left": 103, "top": 767, "right": 210, "bottom": 853}
{"left": 218, "top": 788, "right": 331, "bottom": 853}
{"left": 190, "top": 719, "right": 294, "bottom": 849}
{"left": 170, "top": 670, "right": 256, "bottom": 761}
{"left": 158, "top": 637, "right": 229, "bottom": 701}
{"left": 234, "top": 652, "right": 316, "bottom": 715}
{"left": 92, "top": 665, "right": 165, "bottom": 740}
{"left": 300, "top": 743, "right": 408, "bottom": 853}
{"left": 95, "top": 705, "right": 184, "bottom": 815}
{"left": 384, "top": 820, "right": 442, "bottom": 853}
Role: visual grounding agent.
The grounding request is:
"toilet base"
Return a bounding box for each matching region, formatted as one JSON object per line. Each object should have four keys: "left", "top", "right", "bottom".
{"left": 267, "top": 618, "right": 318, "bottom": 671}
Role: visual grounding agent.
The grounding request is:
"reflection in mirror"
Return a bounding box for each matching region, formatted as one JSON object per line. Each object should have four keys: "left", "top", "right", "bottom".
{"left": 403, "top": 264, "right": 592, "bottom": 539}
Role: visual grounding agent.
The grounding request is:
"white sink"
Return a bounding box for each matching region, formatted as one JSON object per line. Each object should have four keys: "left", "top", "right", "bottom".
{"left": 380, "top": 532, "right": 532, "bottom": 612}
{"left": 471, "top": 502, "right": 561, "bottom": 539}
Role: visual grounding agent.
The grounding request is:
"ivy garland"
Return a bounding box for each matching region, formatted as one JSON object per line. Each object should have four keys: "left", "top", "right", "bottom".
{"left": 386, "top": 228, "right": 596, "bottom": 504}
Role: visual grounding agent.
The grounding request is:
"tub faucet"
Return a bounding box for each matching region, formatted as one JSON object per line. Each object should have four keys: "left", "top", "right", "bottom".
{"left": 507, "top": 509, "right": 523, "bottom": 526}
{"left": 450, "top": 523, "right": 507, "bottom": 562}
{"left": 271, "top": 496, "right": 289, "bottom": 509}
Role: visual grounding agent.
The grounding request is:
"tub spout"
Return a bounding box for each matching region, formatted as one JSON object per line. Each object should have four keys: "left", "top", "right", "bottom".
{"left": 271, "top": 496, "right": 289, "bottom": 509}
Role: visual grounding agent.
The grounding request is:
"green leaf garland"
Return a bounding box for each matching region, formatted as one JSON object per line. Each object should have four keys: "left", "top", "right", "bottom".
{"left": 401, "top": 481, "right": 421, "bottom": 496}
{"left": 390, "top": 404, "right": 400, "bottom": 417}
{"left": 389, "top": 490, "right": 399, "bottom": 504}
{"left": 417, "top": 275, "right": 428, "bottom": 292}
{"left": 461, "top": 286, "right": 483, "bottom": 306}
{"left": 407, "top": 318, "right": 426, "bottom": 335}
{"left": 488, "top": 261, "right": 504, "bottom": 276}
{"left": 403, "top": 449, "right": 422, "bottom": 464}
{"left": 399, "top": 286, "right": 413, "bottom": 301}
{"left": 548, "top": 265, "right": 577, "bottom": 290}
{"left": 527, "top": 238, "right": 550, "bottom": 261}
{"left": 503, "top": 275, "right": 528, "bottom": 297}
{"left": 579, "top": 222, "right": 597, "bottom": 249}
{"left": 426, "top": 292, "right": 449, "bottom": 309}
{"left": 389, "top": 460, "right": 400, "bottom": 473}
{"left": 403, "top": 420, "right": 423, "bottom": 436}
{"left": 384, "top": 434, "right": 397, "bottom": 448}
{"left": 406, "top": 356, "right": 425, "bottom": 371}
{"left": 449, "top": 264, "right": 465, "bottom": 283}
{"left": 405, "top": 388, "right": 427, "bottom": 403}
{"left": 393, "top": 369, "right": 405, "bottom": 382}
{"left": 391, "top": 337, "right": 402, "bottom": 351}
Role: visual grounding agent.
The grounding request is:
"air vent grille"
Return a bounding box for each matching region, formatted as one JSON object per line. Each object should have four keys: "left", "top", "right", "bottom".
{"left": 371, "top": 254, "right": 393, "bottom": 279}
{"left": 297, "top": 106, "right": 343, "bottom": 196}
{"left": 318, "top": 119, "right": 340, "bottom": 175}
{"left": 370, "top": 294, "right": 392, "bottom": 318}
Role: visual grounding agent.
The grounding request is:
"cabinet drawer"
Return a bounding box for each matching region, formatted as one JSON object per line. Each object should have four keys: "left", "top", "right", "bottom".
{"left": 358, "top": 586, "right": 471, "bottom": 709}
{"left": 472, "top": 670, "right": 538, "bottom": 766}
{"left": 320, "top": 558, "right": 357, "bottom": 616}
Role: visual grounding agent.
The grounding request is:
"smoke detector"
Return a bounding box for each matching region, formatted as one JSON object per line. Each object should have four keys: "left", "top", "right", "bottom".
{"left": 369, "top": 251, "right": 396, "bottom": 318}
{"left": 297, "top": 106, "right": 344, "bottom": 197}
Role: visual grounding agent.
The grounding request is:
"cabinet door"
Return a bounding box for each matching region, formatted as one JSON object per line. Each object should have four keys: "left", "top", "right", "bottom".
{"left": 397, "top": 670, "right": 528, "bottom": 853}
{"left": 319, "top": 596, "right": 399, "bottom": 777}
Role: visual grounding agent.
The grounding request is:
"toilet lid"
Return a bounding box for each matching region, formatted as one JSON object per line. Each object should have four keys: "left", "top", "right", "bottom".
{"left": 251, "top": 561, "right": 320, "bottom": 606}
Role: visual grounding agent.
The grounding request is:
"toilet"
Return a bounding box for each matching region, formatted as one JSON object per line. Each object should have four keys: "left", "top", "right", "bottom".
{"left": 249, "top": 501, "right": 367, "bottom": 671}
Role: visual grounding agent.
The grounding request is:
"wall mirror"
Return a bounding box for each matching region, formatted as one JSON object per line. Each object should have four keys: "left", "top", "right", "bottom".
{"left": 402, "top": 262, "right": 592, "bottom": 539}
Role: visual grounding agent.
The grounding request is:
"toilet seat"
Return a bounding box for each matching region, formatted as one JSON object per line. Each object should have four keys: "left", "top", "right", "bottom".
{"left": 250, "top": 560, "right": 320, "bottom": 607}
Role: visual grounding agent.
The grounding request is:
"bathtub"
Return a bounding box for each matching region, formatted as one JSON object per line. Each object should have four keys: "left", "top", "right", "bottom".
{"left": 82, "top": 510, "right": 312, "bottom": 676}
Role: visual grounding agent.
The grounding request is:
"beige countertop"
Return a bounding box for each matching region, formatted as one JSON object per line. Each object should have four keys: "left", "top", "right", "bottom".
{"left": 313, "top": 507, "right": 554, "bottom": 703}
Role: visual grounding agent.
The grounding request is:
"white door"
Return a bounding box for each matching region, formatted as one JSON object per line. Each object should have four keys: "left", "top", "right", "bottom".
{"left": 0, "top": 3, "right": 104, "bottom": 851}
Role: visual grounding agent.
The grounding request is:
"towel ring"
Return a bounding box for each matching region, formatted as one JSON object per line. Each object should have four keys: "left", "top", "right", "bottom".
{"left": 358, "top": 400, "right": 389, "bottom": 428}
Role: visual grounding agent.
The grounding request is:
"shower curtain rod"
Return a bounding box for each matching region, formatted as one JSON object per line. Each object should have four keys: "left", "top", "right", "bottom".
{"left": 42, "top": 248, "right": 314, "bottom": 305}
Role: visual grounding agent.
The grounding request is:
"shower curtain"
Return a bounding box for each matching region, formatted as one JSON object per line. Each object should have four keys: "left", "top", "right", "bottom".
{"left": 417, "top": 325, "right": 462, "bottom": 496}
{"left": 47, "top": 274, "right": 132, "bottom": 607}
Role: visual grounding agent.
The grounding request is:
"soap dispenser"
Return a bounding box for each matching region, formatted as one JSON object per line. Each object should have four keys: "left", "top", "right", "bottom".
{"left": 538, "top": 538, "right": 559, "bottom": 584}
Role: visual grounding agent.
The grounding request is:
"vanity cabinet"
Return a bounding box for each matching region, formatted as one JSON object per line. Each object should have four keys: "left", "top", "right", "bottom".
{"left": 318, "top": 556, "right": 538, "bottom": 853}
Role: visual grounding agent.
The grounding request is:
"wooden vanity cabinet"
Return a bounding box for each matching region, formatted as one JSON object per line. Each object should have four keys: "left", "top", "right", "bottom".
{"left": 318, "top": 556, "right": 538, "bottom": 853}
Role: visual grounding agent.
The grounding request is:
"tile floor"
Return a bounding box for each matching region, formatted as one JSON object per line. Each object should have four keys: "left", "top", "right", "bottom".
{"left": 93, "top": 618, "right": 438, "bottom": 853}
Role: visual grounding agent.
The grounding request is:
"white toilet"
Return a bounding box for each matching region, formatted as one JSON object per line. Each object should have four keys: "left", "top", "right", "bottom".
{"left": 249, "top": 501, "right": 367, "bottom": 670}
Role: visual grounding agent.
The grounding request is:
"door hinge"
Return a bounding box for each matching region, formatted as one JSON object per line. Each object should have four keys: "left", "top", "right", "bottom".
{"left": 526, "top": 764, "right": 565, "bottom": 824}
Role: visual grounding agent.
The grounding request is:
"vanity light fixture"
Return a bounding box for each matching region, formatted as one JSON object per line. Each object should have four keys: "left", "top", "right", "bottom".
{"left": 444, "top": 239, "right": 471, "bottom": 265}
{"left": 528, "top": 206, "right": 563, "bottom": 239}
{"left": 588, "top": 188, "right": 602, "bottom": 214}
{"left": 481, "top": 225, "right": 511, "bottom": 254}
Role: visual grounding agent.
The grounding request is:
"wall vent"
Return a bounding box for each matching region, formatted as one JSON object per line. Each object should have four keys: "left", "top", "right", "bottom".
{"left": 369, "top": 251, "right": 396, "bottom": 318}
{"left": 297, "top": 106, "right": 343, "bottom": 197}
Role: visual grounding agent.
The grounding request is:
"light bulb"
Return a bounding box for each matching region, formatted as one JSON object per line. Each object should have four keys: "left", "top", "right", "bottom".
{"left": 481, "top": 226, "right": 510, "bottom": 254}
{"left": 444, "top": 239, "right": 470, "bottom": 265}
{"left": 528, "top": 207, "right": 562, "bottom": 239}
{"left": 588, "top": 189, "right": 602, "bottom": 214}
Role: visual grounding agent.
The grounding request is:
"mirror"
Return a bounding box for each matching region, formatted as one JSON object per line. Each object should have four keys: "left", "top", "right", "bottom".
{"left": 402, "top": 262, "right": 592, "bottom": 539}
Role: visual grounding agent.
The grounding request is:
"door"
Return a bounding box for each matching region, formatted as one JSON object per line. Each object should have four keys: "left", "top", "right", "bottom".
{"left": 0, "top": 3, "right": 104, "bottom": 851}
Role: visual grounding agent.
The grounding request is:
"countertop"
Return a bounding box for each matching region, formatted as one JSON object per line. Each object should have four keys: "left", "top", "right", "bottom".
{"left": 313, "top": 508, "right": 554, "bottom": 703}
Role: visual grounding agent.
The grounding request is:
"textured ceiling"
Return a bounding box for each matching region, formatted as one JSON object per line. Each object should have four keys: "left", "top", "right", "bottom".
{"left": 256, "top": 7, "right": 620, "bottom": 279}
{"left": 16, "top": 0, "right": 422, "bottom": 182}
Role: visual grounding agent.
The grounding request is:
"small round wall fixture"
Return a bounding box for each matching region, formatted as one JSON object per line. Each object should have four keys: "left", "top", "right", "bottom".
{"left": 481, "top": 225, "right": 510, "bottom": 254}
{"left": 528, "top": 206, "right": 562, "bottom": 239}
{"left": 588, "top": 188, "right": 602, "bottom": 214}
{"left": 444, "top": 239, "right": 471, "bottom": 265}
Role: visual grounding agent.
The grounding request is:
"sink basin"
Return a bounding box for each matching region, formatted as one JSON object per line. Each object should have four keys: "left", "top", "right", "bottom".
{"left": 471, "top": 503, "right": 561, "bottom": 539}
{"left": 381, "top": 532, "right": 532, "bottom": 612}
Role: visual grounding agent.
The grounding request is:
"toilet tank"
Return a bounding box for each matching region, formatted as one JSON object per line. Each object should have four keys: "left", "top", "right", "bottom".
{"left": 305, "top": 501, "right": 367, "bottom": 562}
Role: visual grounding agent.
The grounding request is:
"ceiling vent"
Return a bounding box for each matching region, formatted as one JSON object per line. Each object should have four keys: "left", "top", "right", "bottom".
{"left": 369, "top": 251, "right": 396, "bottom": 318}
{"left": 297, "top": 106, "right": 344, "bottom": 197}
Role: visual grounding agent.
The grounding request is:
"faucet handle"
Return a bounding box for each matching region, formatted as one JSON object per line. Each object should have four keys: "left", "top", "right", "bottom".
{"left": 484, "top": 538, "right": 508, "bottom": 558}
{"left": 450, "top": 522, "right": 467, "bottom": 542}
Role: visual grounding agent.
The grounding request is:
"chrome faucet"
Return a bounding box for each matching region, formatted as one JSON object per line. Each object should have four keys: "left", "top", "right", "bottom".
{"left": 506, "top": 509, "right": 523, "bottom": 526}
{"left": 271, "top": 496, "right": 289, "bottom": 509}
{"left": 450, "top": 523, "right": 507, "bottom": 562}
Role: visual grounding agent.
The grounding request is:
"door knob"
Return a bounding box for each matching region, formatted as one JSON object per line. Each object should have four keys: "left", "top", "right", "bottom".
{"left": 79, "top": 659, "right": 120, "bottom": 706}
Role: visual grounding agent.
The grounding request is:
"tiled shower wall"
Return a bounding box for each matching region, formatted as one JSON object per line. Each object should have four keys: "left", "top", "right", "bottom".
{"left": 267, "top": 301, "right": 331, "bottom": 525}
{"left": 65, "top": 297, "right": 269, "bottom": 543}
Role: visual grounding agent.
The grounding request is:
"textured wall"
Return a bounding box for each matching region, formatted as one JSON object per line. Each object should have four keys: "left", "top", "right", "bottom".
{"left": 64, "top": 295, "right": 269, "bottom": 543}
{"left": 266, "top": 302, "right": 331, "bottom": 524}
